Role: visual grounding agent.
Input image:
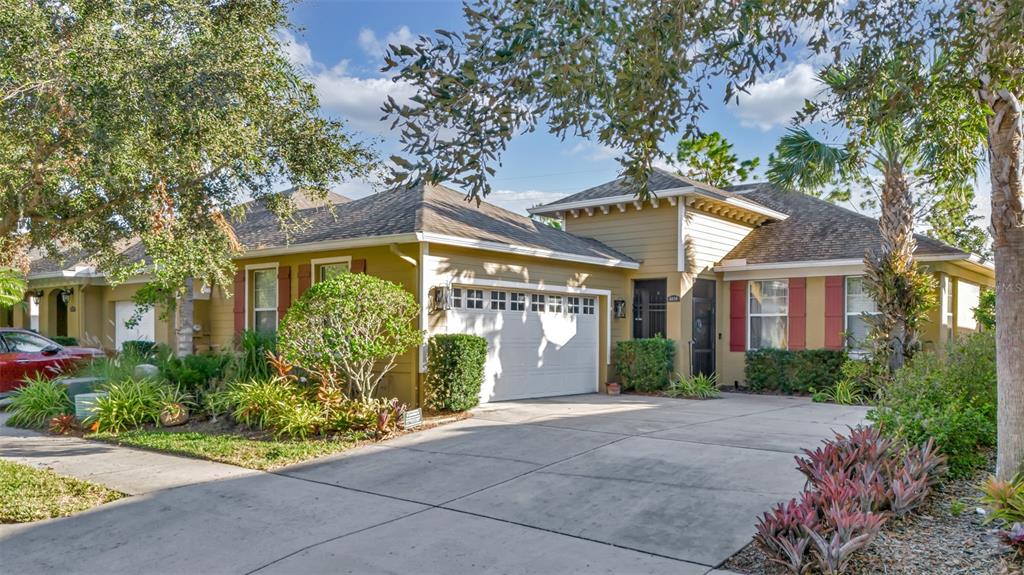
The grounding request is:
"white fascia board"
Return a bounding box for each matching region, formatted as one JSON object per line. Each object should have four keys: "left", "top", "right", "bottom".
{"left": 234, "top": 233, "right": 420, "bottom": 260}
{"left": 529, "top": 187, "right": 788, "bottom": 221}
{"left": 417, "top": 232, "right": 640, "bottom": 269}
{"left": 715, "top": 253, "right": 989, "bottom": 278}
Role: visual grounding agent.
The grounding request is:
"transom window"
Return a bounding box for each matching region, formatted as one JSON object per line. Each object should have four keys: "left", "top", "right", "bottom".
{"left": 490, "top": 291, "right": 507, "bottom": 310}
{"left": 582, "top": 297, "right": 596, "bottom": 315}
{"left": 567, "top": 296, "right": 580, "bottom": 314}
{"left": 252, "top": 268, "right": 278, "bottom": 334}
{"left": 845, "top": 277, "right": 879, "bottom": 349}
{"left": 548, "top": 295, "right": 564, "bottom": 313}
{"left": 748, "top": 280, "right": 788, "bottom": 350}
{"left": 466, "top": 289, "right": 484, "bottom": 309}
{"left": 530, "top": 293, "right": 546, "bottom": 312}
{"left": 510, "top": 292, "right": 526, "bottom": 311}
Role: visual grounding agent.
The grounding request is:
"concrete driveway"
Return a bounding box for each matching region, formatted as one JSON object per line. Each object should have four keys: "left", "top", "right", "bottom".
{"left": 0, "top": 393, "right": 866, "bottom": 574}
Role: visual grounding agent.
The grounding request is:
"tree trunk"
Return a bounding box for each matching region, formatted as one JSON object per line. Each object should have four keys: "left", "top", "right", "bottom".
{"left": 987, "top": 89, "right": 1024, "bottom": 480}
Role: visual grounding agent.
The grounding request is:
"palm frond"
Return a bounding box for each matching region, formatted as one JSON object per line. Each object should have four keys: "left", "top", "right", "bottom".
{"left": 767, "top": 127, "right": 849, "bottom": 194}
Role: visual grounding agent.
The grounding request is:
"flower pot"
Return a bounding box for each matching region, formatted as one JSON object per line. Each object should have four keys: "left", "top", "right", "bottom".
{"left": 607, "top": 382, "right": 621, "bottom": 396}
{"left": 160, "top": 403, "right": 189, "bottom": 427}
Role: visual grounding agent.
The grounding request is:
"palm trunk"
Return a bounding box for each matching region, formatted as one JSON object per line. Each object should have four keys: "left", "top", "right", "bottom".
{"left": 864, "top": 161, "right": 920, "bottom": 372}
{"left": 986, "top": 89, "right": 1024, "bottom": 480}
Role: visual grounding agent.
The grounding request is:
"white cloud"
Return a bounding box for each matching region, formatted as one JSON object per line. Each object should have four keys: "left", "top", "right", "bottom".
{"left": 358, "top": 26, "right": 415, "bottom": 58}
{"left": 569, "top": 141, "right": 621, "bottom": 162}
{"left": 488, "top": 189, "right": 568, "bottom": 215}
{"left": 276, "top": 29, "right": 416, "bottom": 135}
{"left": 732, "top": 64, "right": 822, "bottom": 131}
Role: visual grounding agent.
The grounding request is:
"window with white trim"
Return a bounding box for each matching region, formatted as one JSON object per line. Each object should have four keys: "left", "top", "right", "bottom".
{"left": 318, "top": 262, "right": 350, "bottom": 282}
{"left": 466, "top": 289, "right": 484, "bottom": 309}
{"left": 748, "top": 280, "right": 788, "bottom": 350}
{"left": 942, "top": 275, "right": 954, "bottom": 341}
{"left": 567, "top": 296, "right": 580, "bottom": 314}
{"left": 252, "top": 268, "right": 278, "bottom": 334}
{"left": 510, "top": 292, "right": 526, "bottom": 311}
{"left": 845, "top": 276, "right": 879, "bottom": 349}
{"left": 531, "top": 293, "right": 545, "bottom": 312}
{"left": 548, "top": 295, "right": 563, "bottom": 313}
{"left": 490, "top": 291, "right": 507, "bottom": 310}
{"left": 451, "top": 287, "right": 462, "bottom": 308}
{"left": 582, "top": 297, "right": 596, "bottom": 315}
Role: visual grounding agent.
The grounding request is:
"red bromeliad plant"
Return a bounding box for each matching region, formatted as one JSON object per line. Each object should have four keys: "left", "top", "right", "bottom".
{"left": 755, "top": 426, "right": 946, "bottom": 574}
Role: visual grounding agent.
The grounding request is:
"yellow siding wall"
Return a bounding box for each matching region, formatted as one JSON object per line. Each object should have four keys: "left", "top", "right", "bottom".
{"left": 563, "top": 201, "right": 679, "bottom": 273}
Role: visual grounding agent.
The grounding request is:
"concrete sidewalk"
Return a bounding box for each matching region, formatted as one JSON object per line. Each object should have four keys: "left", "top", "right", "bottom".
{"left": 0, "top": 413, "right": 255, "bottom": 495}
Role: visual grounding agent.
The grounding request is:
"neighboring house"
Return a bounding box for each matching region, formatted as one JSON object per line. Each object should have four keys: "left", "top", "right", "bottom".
{"left": 6, "top": 169, "right": 994, "bottom": 405}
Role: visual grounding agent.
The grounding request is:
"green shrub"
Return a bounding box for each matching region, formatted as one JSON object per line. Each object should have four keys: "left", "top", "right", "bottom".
{"left": 974, "top": 288, "right": 996, "bottom": 329}
{"left": 665, "top": 372, "right": 720, "bottom": 399}
{"left": 613, "top": 337, "right": 675, "bottom": 392}
{"left": 226, "top": 377, "right": 305, "bottom": 430}
{"left": 6, "top": 376, "right": 73, "bottom": 429}
{"left": 745, "top": 348, "right": 847, "bottom": 394}
{"left": 278, "top": 273, "right": 423, "bottom": 401}
{"left": 868, "top": 331, "right": 996, "bottom": 477}
{"left": 50, "top": 336, "right": 78, "bottom": 346}
{"left": 81, "top": 351, "right": 151, "bottom": 383}
{"left": 425, "top": 334, "right": 487, "bottom": 412}
{"left": 89, "top": 378, "right": 167, "bottom": 433}
{"left": 159, "top": 353, "right": 231, "bottom": 406}
{"left": 121, "top": 340, "right": 156, "bottom": 357}
{"left": 228, "top": 330, "right": 276, "bottom": 382}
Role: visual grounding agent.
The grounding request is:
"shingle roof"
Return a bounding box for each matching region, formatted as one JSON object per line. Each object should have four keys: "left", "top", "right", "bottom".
{"left": 723, "top": 183, "right": 968, "bottom": 264}
{"left": 540, "top": 167, "right": 747, "bottom": 208}
{"left": 233, "top": 183, "right": 636, "bottom": 263}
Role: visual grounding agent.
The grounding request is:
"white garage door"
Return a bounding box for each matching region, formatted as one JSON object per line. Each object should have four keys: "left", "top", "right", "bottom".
{"left": 115, "top": 301, "right": 155, "bottom": 351}
{"left": 444, "top": 288, "right": 599, "bottom": 403}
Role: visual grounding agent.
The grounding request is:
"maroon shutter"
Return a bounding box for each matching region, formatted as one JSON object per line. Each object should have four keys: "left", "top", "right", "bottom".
{"left": 788, "top": 278, "right": 807, "bottom": 350}
{"left": 825, "top": 276, "right": 845, "bottom": 350}
{"left": 277, "top": 266, "right": 291, "bottom": 320}
{"left": 729, "top": 280, "right": 747, "bottom": 352}
{"left": 233, "top": 269, "right": 245, "bottom": 335}
{"left": 351, "top": 259, "right": 366, "bottom": 274}
{"left": 298, "top": 263, "right": 312, "bottom": 296}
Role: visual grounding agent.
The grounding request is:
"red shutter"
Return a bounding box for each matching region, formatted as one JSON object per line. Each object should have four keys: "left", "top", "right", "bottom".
{"left": 825, "top": 276, "right": 845, "bottom": 350}
{"left": 298, "top": 264, "right": 312, "bottom": 296}
{"left": 233, "top": 269, "right": 245, "bottom": 335}
{"left": 729, "top": 280, "right": 747, "bottom": 352}
{"left": 277, "top": 266, "right": 291, "bottom": 320}
{"left": 788, "top": 278, "right": 807, "bottom": 350}
{"left": 351, "top": 258, "right": 366, "bottom": 274}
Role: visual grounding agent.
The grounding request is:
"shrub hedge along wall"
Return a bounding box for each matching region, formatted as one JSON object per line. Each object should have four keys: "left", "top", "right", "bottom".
{"left": 745, "top": 348, "right": 848, "bottom": 394}
{"left": 612, "top": 337, "right": 675, "bottom": 392}
{"left": 425, "top": 334, "right": 488, "bottom": 412}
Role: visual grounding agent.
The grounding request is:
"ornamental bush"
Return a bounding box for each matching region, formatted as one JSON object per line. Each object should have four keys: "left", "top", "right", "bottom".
{"left": 278, "top": 273, "right": 423, "bottom": 401}
{"left": 50, "top": 336, "right": 78, "bottom": 346}
{"left": 612, "top": 337, "right": 675, "bottom": 392}
{"left": 425, "top": 334, "right": 487, "bottom": 412}
{"left": 745, "top": 349, "right": 847, "bottom": 394}
{"left": 868, "top": 330, "right": 996, "bottom": 477}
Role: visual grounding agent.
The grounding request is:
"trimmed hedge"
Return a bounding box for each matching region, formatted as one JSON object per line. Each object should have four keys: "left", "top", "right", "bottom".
{"left": 121, "top": 340, "right": 156, "bottom": 357}
{"left": 612, "top": 337, "right": 675, "bottom": 392}
{"left": 50, "top": 336, "right": 78, "bottom": 346}
{"left": 745, "top": 348, "right": 847, "bottom": 394}
{"left": 426, "top": 334, "right": 487, "bottom": 412}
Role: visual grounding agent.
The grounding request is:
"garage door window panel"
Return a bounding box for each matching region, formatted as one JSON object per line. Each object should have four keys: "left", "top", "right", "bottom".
{"left": 567, "top": 296, "right": 580, "bottom": 314}
{"left": 466, "top": 289, "right": 484, "bottom": 309}
{"left": 583, "top": 298, "right": 595, "bottom": 314}
{"left": 531, "top": 294, "right": 545, "bottom": 312}
{"left": 548, "top": 295, "right": 563, "bottom": 313}
{"left": 490, "top": 291, "right": 507, "bottom": 310}
{"left": 510, "top": 293, "right": 526, "bottom": 311}
{"left": 748, "top": 280, "right": 788, "bottom": 350}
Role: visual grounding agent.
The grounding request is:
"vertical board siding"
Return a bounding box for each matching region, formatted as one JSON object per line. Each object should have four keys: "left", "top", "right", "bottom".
{"left": 729, "top": 280, "right": 747, "bottom": 352}
{"left": 687, "top": 211, "right": 754, "bottom": 272}
{"left": 277, "top": 265, "right": 292, "bottom": 320}
{"left": 297, "top": 263, "right": 312, "bottom": 296}
{"left": 788, "top": 277, "right": 807, "bottom": 350}
{"left": 233, "top": 270, "right": 245, "bottom": 335}
{"left": 824, "top": 275, "right": 844, "bottom": 350}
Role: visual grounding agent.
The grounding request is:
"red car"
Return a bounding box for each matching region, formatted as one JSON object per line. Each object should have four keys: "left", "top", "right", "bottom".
{"left": 0, "top": 329, "right": 105, "bottom": 395}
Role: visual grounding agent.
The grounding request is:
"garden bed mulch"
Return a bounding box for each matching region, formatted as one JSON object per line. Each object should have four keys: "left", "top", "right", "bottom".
{"left": 723, "top": 461, "right": 1020, "bottom": 575}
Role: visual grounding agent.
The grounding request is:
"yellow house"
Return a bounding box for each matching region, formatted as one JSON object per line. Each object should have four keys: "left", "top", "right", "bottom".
{"left": 11, "top": 169, "right": 994, "bottom": 406}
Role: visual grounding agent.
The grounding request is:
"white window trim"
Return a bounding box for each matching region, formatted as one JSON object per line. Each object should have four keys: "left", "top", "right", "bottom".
{"left": 844, "top": 276, "right": 879, "bottom": 353}
{"left": 244, "top": 263, "right": 279, "bottom": 331}
{"left": 941, "top": 274, "right": 955, "bottom": 341}
{"left": 747, "top": 279, "right": 789, "bottom": 351}
{"left": 310, "top": 255, "right": 352, "bottom": 283}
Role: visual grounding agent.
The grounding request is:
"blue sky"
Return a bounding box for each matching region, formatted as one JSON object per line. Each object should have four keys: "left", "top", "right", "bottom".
{"left": 284, "top": 0, "right": 991, "bottom": 222}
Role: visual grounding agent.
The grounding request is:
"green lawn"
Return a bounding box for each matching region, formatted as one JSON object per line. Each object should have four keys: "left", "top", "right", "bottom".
{"left": 88, "top": 430, "right": 368, "bottom": 471}
{"left": 0, "top": 459, "right": 124, "bottom": 523}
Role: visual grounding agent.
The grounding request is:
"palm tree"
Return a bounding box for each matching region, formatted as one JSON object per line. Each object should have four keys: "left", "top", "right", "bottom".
{"left": 768, "top": 125, "right": 936, "bottom": 372}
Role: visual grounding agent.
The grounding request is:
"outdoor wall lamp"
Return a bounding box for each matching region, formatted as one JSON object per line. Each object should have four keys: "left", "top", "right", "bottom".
{"left": 613, "top": 299, "right": 627, "bottom": 318}
{"left": 60, "top": 288, "right": 73, "bottom": 305}
{"left": 30, "top": 290, "right": 43, "bottom": 305}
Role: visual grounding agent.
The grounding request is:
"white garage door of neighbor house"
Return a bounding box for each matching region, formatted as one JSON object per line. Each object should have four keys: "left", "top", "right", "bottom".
{"left": 444, "top": 289, "right": 599, "bottom": 403}
{"left": 115, "top": 301, "right": 155, "bottom": 350}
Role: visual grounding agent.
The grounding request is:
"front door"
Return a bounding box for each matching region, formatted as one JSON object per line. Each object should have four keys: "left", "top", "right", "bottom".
{"left": 632, "top": 279, "right": 667, "bottom": 339}
{"left": 691, "top": 278, "right": 716, "bottom": 376}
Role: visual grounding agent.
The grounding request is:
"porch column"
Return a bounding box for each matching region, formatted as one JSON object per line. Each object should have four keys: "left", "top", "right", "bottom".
{"left": 176, "top": 277, "right": 194, "bottom": 357}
